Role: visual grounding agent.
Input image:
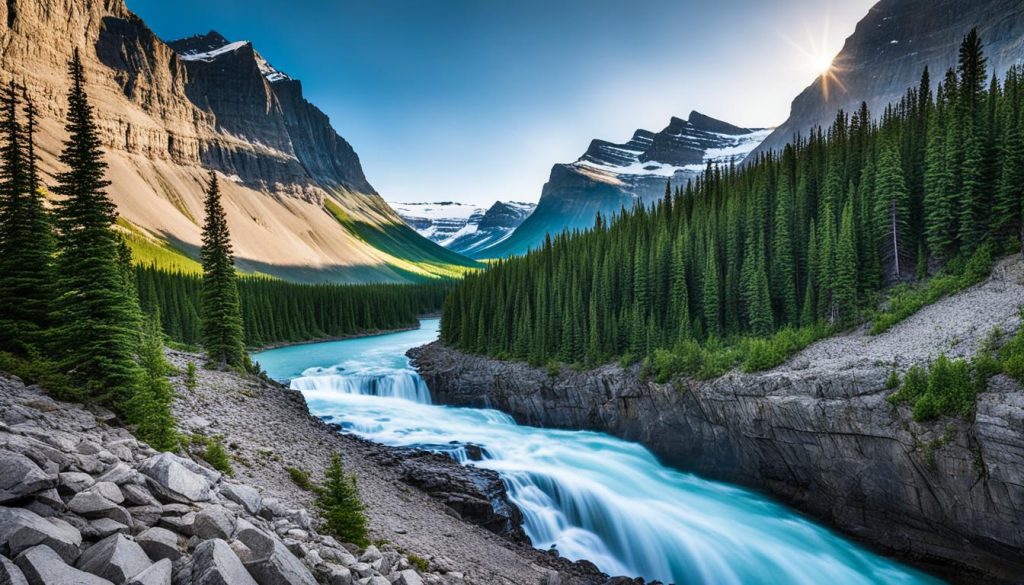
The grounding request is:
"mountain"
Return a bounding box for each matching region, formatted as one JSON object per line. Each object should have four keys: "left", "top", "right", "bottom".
{"left": 0, "top": 1, "right": 477, "bottom": 283}
{"left": 750, "top": 0, "right": 1024, "bottom": 159}
{"left": 485, "top": 111, "right": 769, "bottom": 258}
{"left": 390, "top": 200, "right": 536, "bottom": 258}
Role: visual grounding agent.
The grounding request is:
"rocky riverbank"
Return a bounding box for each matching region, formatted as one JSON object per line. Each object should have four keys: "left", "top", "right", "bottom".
{"left": 411, "top": 257, "right": 1024, "bottom": 584}
{"left": 0, "top": 359, "right": 620, "bottom": 585}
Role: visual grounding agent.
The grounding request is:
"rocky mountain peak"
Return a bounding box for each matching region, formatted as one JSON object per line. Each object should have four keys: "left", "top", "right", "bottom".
{"left": 686, "top": 110, "right": 754, "bottom": 135}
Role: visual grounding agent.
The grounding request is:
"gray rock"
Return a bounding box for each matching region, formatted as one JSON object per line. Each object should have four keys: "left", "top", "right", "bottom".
{"left": 0, "top": 453, "right": 54, "bottom": 504}
{"left": 245, "top": 542, "right": 316, "bottom": 585}
{"left": 13, "top": 545, "right": 112, "bottom": 585}
{"left": 135, "top": 528, "right": 180, "bottom": 562}
{"left": 97, "top": 464, "right": 134, "bottom": 486}
{"left": 125, "top": 559, "right": 171, "bottom": 585}
{"left": 357, "top": 547, "right": 381, "bottom": 564}
{"left": 193, "top": 507, "right": 235, "bottom": 541}
{"left": 313, "top": 564, "right": 351, "bottom": 585}
{"left": 67, "top": 488, "right": 132, "bottom": 526}
{"left": 160, "top": 504, "right": 191, "bottom": 516}
{"left": 0, "top": 507, "right": 82, "bottom": 563}
{"left": 82, "top": 519, "right": 129, "bottom": 540}
{"left": 361, "top": 577, "right": 389, "bottom": 585}
{"left": 218, "top": 484, "right": 261, "bottom": 515}
{"left": 0, "top": 555, "right": 28, "bottom": 585}
{"left": 158, "top": 512, "right": 196, "bottom": 537}
{"left": 58, "top": 472, "right": 95, "bottom": 494}
{"left": 126, "top": 506, "right": 163, "bottom": 529}
{"left": 121, "top": 485, "right": 160, "bottom": 507}
{"left": 91, "top": 482, "right": 126, "bottom": 504}
{"left": 138, "top": 454, "right": 213, "bottom": 504}
{"left": 391, "top": 571, "right": 423, "bottom": 585}
{"left": 257, "top": 498, "right": 286, "bottom": 520}
{"left": 76, "top": 533, "right": 151, "bottom": 584}
{"left": 348, "top": 563, "right": 373, "bottom": 579}
{"left": 176, "top": 539, "right": 257, "bottom": 585}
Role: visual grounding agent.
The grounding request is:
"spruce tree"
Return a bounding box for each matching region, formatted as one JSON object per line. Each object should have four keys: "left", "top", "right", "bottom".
{"left": 834, "top": 200, "right": 858, "bottom": 322}
{"left": 874, "top": 139, "right": 912, "bottom": 281}
{"left": 51, "top": 50, "right": 143, "bottom": 404}
{"left": 0, "top": 82, "right": 54, "bottom": 353}
{"left": 200, "top": 172, "right": 246, "bottom": 369}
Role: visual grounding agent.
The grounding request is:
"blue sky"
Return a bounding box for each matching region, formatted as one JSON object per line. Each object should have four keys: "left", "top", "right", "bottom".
{"left": 129, "top": 0, "right": 876, "bottom": 206}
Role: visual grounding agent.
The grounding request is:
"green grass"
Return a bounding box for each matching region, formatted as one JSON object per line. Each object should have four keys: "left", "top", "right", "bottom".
{"left": 286, "top": 466, "right": 319, "bottom": 493}
{"left": 870, "top": 244, "right": 994, "bottom": 335}
{"left": 324, "top": 199, "right": 480, "bottom": 280}
{"left": 117, "top": 219, "right": 203, "bottom": 274}
{"left": 645, "top": 323, "right": 830, "bottom": 384}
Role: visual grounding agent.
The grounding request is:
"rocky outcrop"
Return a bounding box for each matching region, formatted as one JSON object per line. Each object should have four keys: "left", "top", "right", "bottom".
{"left": 487, "top": 112, "right": 769, "bottom": 257}
{"left": 410, "top": 259, "right": 1024, "bottom": 584}
{"left": 750, "top": 0, "right": 1024, "bottom": 160}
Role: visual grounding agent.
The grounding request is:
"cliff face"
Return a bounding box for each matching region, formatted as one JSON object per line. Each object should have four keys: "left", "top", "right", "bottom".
{"left": 751, "top": 0, "right": 1024, "bottom": 159}
{"left": 0, "top": 0, "right": 474, "bottom": 283}
{"left": 410, "top": 257, "right": 1024, "bottom": 583}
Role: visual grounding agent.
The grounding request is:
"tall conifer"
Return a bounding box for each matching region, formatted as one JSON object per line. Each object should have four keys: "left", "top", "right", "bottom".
{"left": 199, "top": 171, "right": 246, "bottom": 368}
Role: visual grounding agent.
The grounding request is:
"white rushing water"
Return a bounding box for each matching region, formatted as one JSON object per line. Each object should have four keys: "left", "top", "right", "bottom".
{"left": 252, "top": 319, "right": 943, "bottom": 585}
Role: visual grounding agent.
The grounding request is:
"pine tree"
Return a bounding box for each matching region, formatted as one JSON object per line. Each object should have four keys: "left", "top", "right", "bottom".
{"left": 874, "top": 139, "right": 912, "bottom": 281}
{"left": 0, "top": 82, "right": 54, "bottom": 353}
{"left": 199, "top": 172, "right": 246, "bottom": 369}
{"left": 123, "top": 311, "right": 178, "bottom": 451}
{"left": 701, "top": 238, "right": 721, "bottom": 338}
{"left": 51, "top": 50, "right": 143, "bottom": 404}
{"left": 834, "top": 200, "right": 858, "bottom": 322}
{"left": 317, "top": 454, "right": 369, "bottom": 547}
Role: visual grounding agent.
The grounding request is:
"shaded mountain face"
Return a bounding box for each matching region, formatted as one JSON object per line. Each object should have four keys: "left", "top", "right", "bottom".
{"left": 0, "top": 2, "right": 474, "bottom": 283}
{"left": 390, "top": 201, "right": 536, "bottom": 258}
{"left": 751, "top": 0, "right": 1024, "bottom": 159}
{"left": 485, "top": 111, "right": 769, "bottom": 258}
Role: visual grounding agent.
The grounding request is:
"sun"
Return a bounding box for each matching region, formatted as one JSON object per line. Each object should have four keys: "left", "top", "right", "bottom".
{"left": 810, "top": 53, "right": 834, "bottom": 76}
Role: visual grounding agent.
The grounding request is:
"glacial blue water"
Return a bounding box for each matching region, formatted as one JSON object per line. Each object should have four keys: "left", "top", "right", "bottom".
{"left": 252, "top": 319, "right": 943, "bottom": 585}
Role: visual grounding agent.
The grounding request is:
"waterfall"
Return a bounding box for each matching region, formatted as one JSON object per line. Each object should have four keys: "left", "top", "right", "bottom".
{"left": 254, "top": 320, "right": 943, "bottom": 585}
{"left": 290, "top": 369, "right": 432, "bottom": 404}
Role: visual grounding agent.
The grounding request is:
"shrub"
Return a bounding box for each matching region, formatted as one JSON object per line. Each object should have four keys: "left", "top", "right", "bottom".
{"left": 650, "top": 348, "right": 683, "bottom": 383}
{"left": 887, "top": 365, "right": 928, "bottom": 405}
{"left": 287, "top": 466, "right": 318, "bottom": 493}
{"left": 885, "top": 370, "right": 901, "bottom": 389}
{"left": 200, "top": 435, "right": 233, "bottom": 475}
{"left": 185, "top": 362, "right": 197, "bottom": 392}
{"left": 317, "top": 454, "right": 368, "bottom": 547}
{"left": 545, "top": 361, "right": 561, "bottom": 377}
{"left": 0, "top": 351, "right": 78, "bottom": 401}
{"left": 407, "top": 553, "right": 429, "bottom": 572}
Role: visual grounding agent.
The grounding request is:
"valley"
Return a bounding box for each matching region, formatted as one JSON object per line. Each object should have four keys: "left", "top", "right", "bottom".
{"left": 0, "top": 0, "right": 1022, "bottom": 584}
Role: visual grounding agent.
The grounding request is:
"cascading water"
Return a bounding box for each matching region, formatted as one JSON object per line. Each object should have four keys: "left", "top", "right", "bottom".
{"left": 252, "top": 320, "right": 943, "bottom": 585}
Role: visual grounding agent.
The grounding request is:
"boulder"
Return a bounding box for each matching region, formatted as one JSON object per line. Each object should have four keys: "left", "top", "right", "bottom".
{"left": 0, "top": 507, "right": 82, "bottom": 563}
{"left": 121, "top": 485, "right": 160, "bottom": 507}
{"left": 81, "top": 519, "right": 129, "bottom": 540}
{"left": 135, "top": 528, "right": 180, "bottom": 562}
{"left": 176, "top": 539, "right": 257, "bottom": 585}
{"left": 0, "top": 453, "right": 54, "bottom": 504}
{"left": 0, "top": 555, "right": 27, "bottom": 585}
{"left": 358, "top": 547, "right": 381, "bottom": 563}
{"left": 126, "top": 559, "right": 171, "bottom": 585}
{"left": 361, "top": 577, "right": 389, "bottom": 585}
{"left": 97, "top": 465, "right": 134, "bottom": 487}
{"left": 67, "top": 488, "right": 132, "bottom": 526}
{"left": 243, "top": 540, "right": 316, "bottom": 585}
{"left": 391, "top": 570, "right": 424, "bottom": 585}
{"left": 13, "top": 545, "right": 113, "bottom": 585}
{"left": 158, "top": 512, "right": 195, "bottom": 536}
{"left": 218, "top": 484, "right": 261, "bottom": 515}
{"left": 193, "top": 507, "right": 235, "bottom": 541}
{"left": 313, "top": 564, "right": 351, "bottom": 585}
{"left": 58, "top": 472, "right": 96, "bottom": 494}
{"left": 138, "top": 454, "right": 213, "bottom": 504}
{"left": 126, "top": 506, "right": 163, "bottom": 529}
{"left": 76, "top": 534, "right": 151, "bottom": 584}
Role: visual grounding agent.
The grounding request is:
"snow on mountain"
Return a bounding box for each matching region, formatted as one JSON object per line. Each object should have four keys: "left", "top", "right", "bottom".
{"left": 390, "top": 201, "right": 536, "bottom": 258}
{"left": 174, "top": 33, "right": 291, "bottom": 83}
{"left": 484, "top": 111, "right": 770, "bottom": 258}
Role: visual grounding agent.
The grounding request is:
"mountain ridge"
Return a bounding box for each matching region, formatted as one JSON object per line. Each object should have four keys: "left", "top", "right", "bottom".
{"left": 484, "top": 111, "right": 768, "bottom": 258}
{"left": 0, "top": 0, "right": 476, "bottom": 283}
